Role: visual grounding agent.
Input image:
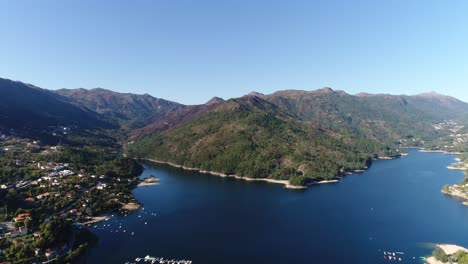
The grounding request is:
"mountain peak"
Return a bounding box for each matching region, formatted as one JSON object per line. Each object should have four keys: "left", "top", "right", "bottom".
{"left": 318, "top": 87, "right": 334, "bottom": 93}
{"left": 206, "top": 96, "right": 225, "bottom": 105}
{"left": 314, "top": 87, "right": 348, "bottom": 96}
{"left": 247, "top": 91, "right": 265, "bottom": 97}
{"left": 417, "top": 91, "right": 447, "bottom": 98}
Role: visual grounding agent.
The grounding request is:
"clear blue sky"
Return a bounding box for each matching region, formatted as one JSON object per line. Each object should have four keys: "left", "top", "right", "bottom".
{"left": 1, "top": 0, "right": 467, "bottom": 104}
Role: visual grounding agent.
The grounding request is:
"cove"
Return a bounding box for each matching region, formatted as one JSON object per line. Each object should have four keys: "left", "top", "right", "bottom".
{"left": 85, "top": 149, "right": 468, "bottom": 264}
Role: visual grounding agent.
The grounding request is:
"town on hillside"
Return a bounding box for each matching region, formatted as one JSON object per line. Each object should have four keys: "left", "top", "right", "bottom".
{"left": 0, "top": 128, "right": 143, "bottom": 263}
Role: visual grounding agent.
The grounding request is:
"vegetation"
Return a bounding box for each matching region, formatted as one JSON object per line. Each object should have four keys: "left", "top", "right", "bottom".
{"left": 433, "top": 246, "right": 449, "bottom": 262}
{"left": 0, "top": 129, "right": 142, "bottom": 263}
{"left": 128, "top": 89, "right": 468, "bottom": 186}
{"left": 454, "top": 250, "right": 468, "bottom": 264}
{"left": 128, "top": 96, "right": 399, "bottom": 186}
{"left": 432, "top": 246, "right": 468, "bottom": 264}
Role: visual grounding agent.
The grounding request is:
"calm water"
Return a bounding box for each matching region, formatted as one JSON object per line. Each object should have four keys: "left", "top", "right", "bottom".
{"left": 86, "top": 150, "right": 468, "bottom": 263}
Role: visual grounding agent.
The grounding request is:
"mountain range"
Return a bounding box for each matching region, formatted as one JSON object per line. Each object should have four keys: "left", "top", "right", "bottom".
{"left": 1, "top": 77, "right": 467, "bottom": 185}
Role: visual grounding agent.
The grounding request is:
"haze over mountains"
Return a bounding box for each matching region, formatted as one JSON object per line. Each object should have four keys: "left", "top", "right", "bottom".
{"left": 2, "top": 77, "right": 468, "bottom": 185}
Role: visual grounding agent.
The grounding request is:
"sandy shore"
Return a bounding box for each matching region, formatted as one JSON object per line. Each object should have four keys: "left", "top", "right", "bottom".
{"left": 81, "top": 215, "right": 110, "bottom": 226}
{"left": 437, "top": 244, "right": 468, "bottom": 255}
{"left": 144, "top": 159, "right": 308, "bottom": 189}
{"left": 426, "top": 256, "right": 443, "bottom": 264}
{"left": 441, "top": 187, "right": 468, "bottom": 204}
{"left": 447, "top": 165, "right": 467, "bottom": 170}
{"left": 353, "top": 169, "right": 365, "bottom": 173}
{"left": 137, "top": 181, "right": 160, "bottom": 186}
{"left": 137, "top": 177, "right": 160, "bottom": 187}
{"left": 441, "top": 155, "right": 468, "bottom": 206}
{"left": 426, "top": 244, "right": 468, "bottom": 263}
{"left": 315, "top": 179, "right": 339, "bottom": 184}
{"left": 419, "top": 149, "right": 462, "bottom": 155}
{"left": 377, "top": 156, "right": 396, "bottom": 160}
{"left": 122, "top": 202, "right": 140, "bottom": 211}
{"left": 446, "top": 156, "right": 468, "bottom": 170}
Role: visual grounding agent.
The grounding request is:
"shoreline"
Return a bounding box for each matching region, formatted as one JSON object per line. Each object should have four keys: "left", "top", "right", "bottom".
{"left": 447, "top": 165, "right": 467, "bottom": 170}
{"left": 441, "top": 152, "right": 468, "bottom": 206}
{"left": 137, "top": 177, "right": 160, "bottom": 187}
{"left": 141, "top": 156, "right": 400, "bottom": 189}
{"left": 81, "top": 215, "right": 110, "bottom": 226}
{"left": 142, "top": 158, "right": 356, "bottom": 189}
{"left": 426, "top": 244, "right": 468, "bottom": 264}
{"left": 441, "top": 185, "right": 468, "bottom": 206}
{"left": 144, "top": 158, "right": 307, "bottom": 189}
{"left": 419, "top": 149, "right": 462, "bottom": 155}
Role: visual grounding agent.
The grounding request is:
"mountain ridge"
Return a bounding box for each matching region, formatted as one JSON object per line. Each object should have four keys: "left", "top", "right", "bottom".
{"left": 2, "top": 76, "right": 467, "bottom": 186}
{"left": 54, "top": 87, "right": 186, "bottom": 129}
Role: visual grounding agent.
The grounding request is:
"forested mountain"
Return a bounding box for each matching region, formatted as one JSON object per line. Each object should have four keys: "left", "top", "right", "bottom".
{"left": 127, "top": 94, "right": 400, "bottom": 184}
{"left": 55, "top": 88, "right": 185, "bottom": 129}
{"left": 128, "top": 88, "right": 468, "bottom": 185}
{"left": 0, "top": 78, "right": 114, "bottom": 130}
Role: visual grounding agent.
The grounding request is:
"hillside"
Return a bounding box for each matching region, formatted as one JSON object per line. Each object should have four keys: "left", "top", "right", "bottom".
{"left": 127, "top": 95, "right": 399, "bottom": 185}
{"left": 0, "top": 78, "right": 114, "bottom": 130}
{"left": 55, "top": 88, "right": 185, "bottom": 129}
{"left": 128, "top": 88, "right": 468, "bottom": 185}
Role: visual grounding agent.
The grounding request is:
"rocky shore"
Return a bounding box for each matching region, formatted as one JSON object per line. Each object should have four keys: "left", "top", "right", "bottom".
{"left": 441, "top": 154, "right": 468, "bottom": 206}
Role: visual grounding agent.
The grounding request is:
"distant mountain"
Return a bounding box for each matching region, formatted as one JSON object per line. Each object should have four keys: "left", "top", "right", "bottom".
{"left": 55, "top": 88, "right": 186, "bottom": 129}
{"left": 261, "top": 88, "right": 460, "bottom": 143}
{"left": 356, "top": 91, "right": 468, "bottom": 120}
{"left": 0, "top": 78, "right": 114, "bottom": 130}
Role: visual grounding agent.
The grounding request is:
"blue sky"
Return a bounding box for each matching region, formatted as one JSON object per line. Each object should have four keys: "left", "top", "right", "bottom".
{"left": 1, "top": 0, "right": 467, "bottom": 104}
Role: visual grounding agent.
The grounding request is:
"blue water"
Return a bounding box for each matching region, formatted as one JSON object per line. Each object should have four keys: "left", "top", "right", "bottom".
{"left": 86, "top": 150, "right": 468, "bottom": 263}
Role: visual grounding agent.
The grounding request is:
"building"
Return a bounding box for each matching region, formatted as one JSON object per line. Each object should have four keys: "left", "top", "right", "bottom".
{"left": 45, "top": 248, "right": 57, "bottom": 259}
{"left": 5, "top": 226, "right": 28, "bottom": 238}
{"left": 13, "top": 213, "right": 31, "bottom": 222}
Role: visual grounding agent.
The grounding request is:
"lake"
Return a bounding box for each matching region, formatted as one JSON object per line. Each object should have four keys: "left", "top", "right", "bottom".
{"left": 86, "top": 149, "right": 468, "bottom": 263}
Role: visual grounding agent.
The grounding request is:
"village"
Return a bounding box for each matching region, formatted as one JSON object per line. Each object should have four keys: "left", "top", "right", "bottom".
{"left": 0, "top": 129, "right": 144, "bottom": 263}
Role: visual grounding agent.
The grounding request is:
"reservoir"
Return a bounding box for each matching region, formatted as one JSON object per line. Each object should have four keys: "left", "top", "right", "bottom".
{"left": 86, "top": 149, "right": 468, "bottom": 263}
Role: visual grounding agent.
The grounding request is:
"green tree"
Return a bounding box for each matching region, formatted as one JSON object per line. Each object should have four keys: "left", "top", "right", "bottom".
{"left": 433, "top": 246, "right": 449, "bottom": 262}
